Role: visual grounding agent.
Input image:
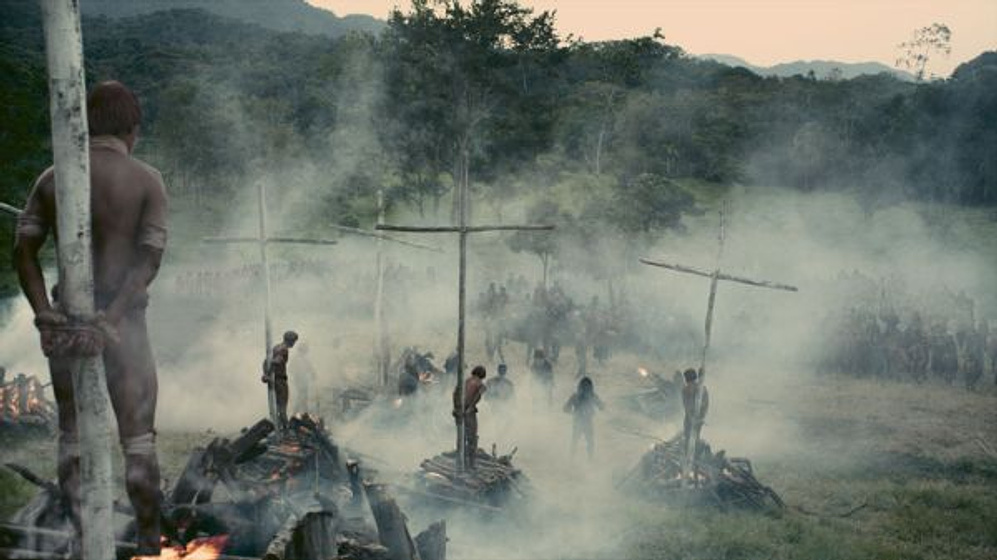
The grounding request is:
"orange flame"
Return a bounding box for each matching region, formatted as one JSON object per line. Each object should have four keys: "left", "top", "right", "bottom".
{"left": 637, "top": 367, "right": 650, "bottom": 378}
{"left": 132, "top": 535, "right": 229, "bottom": 560}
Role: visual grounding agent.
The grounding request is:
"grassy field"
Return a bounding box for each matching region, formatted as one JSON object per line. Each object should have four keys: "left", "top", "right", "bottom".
{"left": 2, "top": 364, "right": 995, "bottom": 560}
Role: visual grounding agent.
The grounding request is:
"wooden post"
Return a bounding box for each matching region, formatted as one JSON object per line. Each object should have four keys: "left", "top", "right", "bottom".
{"left": 262, "top": 512, "right": 336, "bottom": 560}
{"left": 455, "top": 150, "right": 469, "bottom": 472}
{"left": 375, "top": 187, "right": 389, "bottom": 387}
{"left": 365, "top": 483, "right": 421, "bottom": 560}
{"left": 414, "top": 521, "right": 446, "bottom": 560}
{"left": 39, "top": 1, "right": 115, "bottom": 559}
{"left": 257, "top": 180, "right": 278, "bottom": 426}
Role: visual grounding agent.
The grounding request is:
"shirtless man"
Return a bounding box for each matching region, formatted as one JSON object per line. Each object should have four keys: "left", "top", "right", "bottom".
{"left": 454, "top": 365, "right": 487, "bottom": 469}
{"left": 264, "top": 331, "right": 298, "bottom": 428}
{"left": 681, "top": 368, "right": 709, "bottom": 447}
{"left": 14, "top": 81, "right": 168, "bottom": 554}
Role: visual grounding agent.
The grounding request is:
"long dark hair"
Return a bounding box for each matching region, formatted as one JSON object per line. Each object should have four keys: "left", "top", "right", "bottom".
{"left": 577, "top": 376, "right": 594, "bottom": 399}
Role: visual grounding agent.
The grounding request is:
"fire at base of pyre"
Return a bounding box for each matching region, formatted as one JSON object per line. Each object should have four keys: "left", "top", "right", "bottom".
{"left": 0, "top": 374, "right": 56, "bottom": 433}
{"left": 0, "top": 414, "right": 446, "bottom": 560}
{"left": 411, "top": 447, "right": 531, "bottom": 512}
{"left": 617, "top": 434, "right": 785, "bottom": 512}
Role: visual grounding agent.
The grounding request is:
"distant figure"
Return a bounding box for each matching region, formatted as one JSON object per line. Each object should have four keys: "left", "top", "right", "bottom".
{"left": 928, "top": 322, "right": 958, "bottom": 384}
{"left": 564, "top": 376, "right": 604, "bottom": 459}
{"left": 444, "top": 350, "right": 459, "bottom": 378}
{"left": 454, "top": 365, "right": 487, "bottom": 468}
{"left": 398, "top": 350, "right": 421, "bottom": 396}
{"left": 681, "top": 368, "right": 709, "bottom": 446}
{"left": 263, "top": 330, "right": 298, "bottom": 428}
{"left": 486, "top": 363, "right": 515, "bottom": 402}
{"left": 530, "top": 349, "right": 554, "bottom": 407}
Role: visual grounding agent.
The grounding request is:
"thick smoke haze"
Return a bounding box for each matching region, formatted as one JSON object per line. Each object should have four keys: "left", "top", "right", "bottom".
{"left": 3, "top": 33, "right": 995, "bottom": 560}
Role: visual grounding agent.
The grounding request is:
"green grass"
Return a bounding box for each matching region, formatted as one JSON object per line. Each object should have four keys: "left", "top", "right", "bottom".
{"left": 622, "top": 456, "right": 997, "bottom": 560}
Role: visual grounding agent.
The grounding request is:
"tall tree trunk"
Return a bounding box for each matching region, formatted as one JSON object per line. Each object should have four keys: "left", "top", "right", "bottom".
{"left": 40, "top": 2, "right": 116, "bottom": 559}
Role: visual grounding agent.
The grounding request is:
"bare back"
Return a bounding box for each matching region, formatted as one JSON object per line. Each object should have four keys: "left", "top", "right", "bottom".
{"left": 20, "top": 136, "right": 167, "bottom": 304}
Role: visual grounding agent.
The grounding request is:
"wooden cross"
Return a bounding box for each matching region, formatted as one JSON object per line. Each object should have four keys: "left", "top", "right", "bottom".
{"left": 204, "top": 182, "right": 438, "bottom": 425}
{"left": 639, "top": 201, "right": 798, "bottom": 486}
{"left": 204, "top": 180, "right": 338, "bottom": 427}
{"left": 377, "top": 152, "right": 553, "bottom": 473}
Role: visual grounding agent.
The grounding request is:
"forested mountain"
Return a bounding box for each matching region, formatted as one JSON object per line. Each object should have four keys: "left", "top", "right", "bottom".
{"left": 81, "top": 0, "right": 385, "bottom": 37}
{"left": 699, "top": 54, "right": 914, "bottom": 81}
{"left": 1, "top": 0, "right": 995, "bottom": 296}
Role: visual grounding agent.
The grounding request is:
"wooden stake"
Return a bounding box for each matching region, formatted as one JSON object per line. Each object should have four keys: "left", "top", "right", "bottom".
{"left": 375, "top": 186, "right": 389, "bottom": 386}
{"left": 365, "top": 483, "right": 421, "bottom": 560}
{"left": 39, "top": 1, "right": 115, "bottom": 558}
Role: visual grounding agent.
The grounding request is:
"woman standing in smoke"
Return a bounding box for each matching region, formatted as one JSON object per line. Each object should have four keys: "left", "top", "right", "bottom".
{"left": 564, "top": 376, "right": 604, "bottom": 459}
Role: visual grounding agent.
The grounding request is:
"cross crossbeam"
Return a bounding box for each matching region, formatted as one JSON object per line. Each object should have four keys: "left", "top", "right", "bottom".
{"left": 378, "top": 224, "right": 554, "bottom": 234}
{"left": 638, "top": 258, "right": 798, "bottom": 293}
{"left": 641, "top": 201, "right": 798, "bottom": 487}
{"left": 0, "top": 201, "right": 22, "bottom": 217}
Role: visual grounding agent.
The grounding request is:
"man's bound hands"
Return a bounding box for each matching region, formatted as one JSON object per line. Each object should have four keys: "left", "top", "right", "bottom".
{"left": 35, "top": 309, "right": 117, "bottom": 358}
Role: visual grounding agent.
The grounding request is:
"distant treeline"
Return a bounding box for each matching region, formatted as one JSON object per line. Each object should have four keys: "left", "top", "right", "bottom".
{"left": 1, "top": 0, "right": 995, "bottom": 294}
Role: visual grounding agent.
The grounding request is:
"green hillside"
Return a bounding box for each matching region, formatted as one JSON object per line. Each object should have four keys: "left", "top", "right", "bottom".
{"left": 1, "top": 0, "right": 995, "bottom": 297}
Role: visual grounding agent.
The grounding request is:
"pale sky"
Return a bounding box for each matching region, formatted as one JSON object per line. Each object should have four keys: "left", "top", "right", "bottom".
{"left": 310, "top": 0, "right": 997, "bottom": 76}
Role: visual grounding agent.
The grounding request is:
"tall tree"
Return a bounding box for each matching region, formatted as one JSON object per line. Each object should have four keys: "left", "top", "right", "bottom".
{"left": 896, "top": 23, "right": 952, "bottom": 82}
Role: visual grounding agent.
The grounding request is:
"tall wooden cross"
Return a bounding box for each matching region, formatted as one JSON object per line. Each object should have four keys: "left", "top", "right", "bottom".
{"left": 377, "top": 152, "right": 554, "bottom": 473}
{"left": 639, "top": 201, "right": 798, "bottom": 486}
{"left": 204, "top": 182, "right": 438, "bottom": 425}
{"left": 204, "top": 180, "right": 338, "bottom": 427}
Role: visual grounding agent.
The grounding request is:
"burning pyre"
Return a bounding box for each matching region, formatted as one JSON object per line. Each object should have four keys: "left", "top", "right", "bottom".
{"left": 618, "top": 434, "right": 785, "bottom": 512}
{"left": 0, "top": 373, "right": 55, "bottom": 430}
{"left": 1, "top": 415, "right": 445, "bottom": 560}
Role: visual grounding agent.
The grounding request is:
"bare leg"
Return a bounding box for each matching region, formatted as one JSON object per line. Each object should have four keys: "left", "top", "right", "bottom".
{"left": 104, "top": 311, "right": 161, "bottom": 554}
{"left": 275, "top": 378, "right": 289, "bottom": 428}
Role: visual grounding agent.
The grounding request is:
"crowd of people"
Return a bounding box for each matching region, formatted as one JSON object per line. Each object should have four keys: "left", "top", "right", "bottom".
{"left": 171, "top": 259, "right": 333, "bottom": 297}
{"left": 818, "top": 273, "right": 997, "bottom": 388}
{"left": 475, "top": 278, "right": 633, "bottom": 375}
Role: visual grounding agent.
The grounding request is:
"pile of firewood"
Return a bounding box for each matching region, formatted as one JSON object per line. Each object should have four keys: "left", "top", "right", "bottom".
{"left": 413, "top": 448, "right": 529, "bottom": 511}
{"left": 618, "top": 434, "right": 785, "bottom": 512}
{"left": 1, "top": 415, "right": 445, "bottom": 560}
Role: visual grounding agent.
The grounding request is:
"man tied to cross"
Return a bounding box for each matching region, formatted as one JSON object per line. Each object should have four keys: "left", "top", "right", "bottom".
{"left": 378, "top": 153, "right": 553, "bottom": 473}
{"left": 15, "top": 81, "right": 167, "bottom": 555}
{"left": 640, "top": 201, "right": 797, "bottom": 486}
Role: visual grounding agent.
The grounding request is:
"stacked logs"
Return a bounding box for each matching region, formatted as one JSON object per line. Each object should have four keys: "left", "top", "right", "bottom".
{"left": 414, "top": 448, "right": 529, "bottom": 510}
{"left": 1, "top": 416, "right": 445, "bottom": 560}
{"left": 619, "top": 434, "right": 785, "bottom": 512}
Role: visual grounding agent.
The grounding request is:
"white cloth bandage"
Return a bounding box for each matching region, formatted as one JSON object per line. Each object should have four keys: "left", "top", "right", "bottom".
{"left": 15, "top": 212, "right": 47, "bottom": 239}
{"left": 121, "top": 432, "right": 157, "bottom": 456}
